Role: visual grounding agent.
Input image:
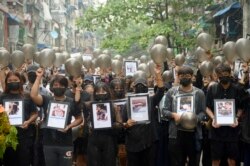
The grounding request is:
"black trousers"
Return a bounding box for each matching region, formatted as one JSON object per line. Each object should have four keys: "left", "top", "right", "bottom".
{"left": 0, "top": 137, "right": 34, "bottom": 166}
{"left": 127, "top": 144, "right": 155, "bottom": 166}
{"left": 87, "top": 134, "right": 116, "bottom": 166}
{"left": 43, "top": 145, "right": 73, "bottom": 166}
{"left": 168, "top": 130, "right": 196, "bottom": 166}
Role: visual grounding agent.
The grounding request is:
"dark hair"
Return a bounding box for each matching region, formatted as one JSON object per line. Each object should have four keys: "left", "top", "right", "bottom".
{"left": 215, "top": 63, "right": 231, "bottom": 75}
{"left": 110, "top": 78, "right": 125, "bottom": 90}
{"left": 4, "top": 71, "right": 24, "bottom": 94}
{"left": 93, "top": 81, "right": 111, "bottom": 100}
{"left": 50, "top": 75, "right": 68, "bottom": 88}
{"left": 178, "top": 66, "right": 193, "bottom": 75}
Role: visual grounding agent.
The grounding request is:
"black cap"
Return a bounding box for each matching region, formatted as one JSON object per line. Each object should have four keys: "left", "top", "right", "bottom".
{"left": 27, "top": 65, "right": 39, "bottom": 73}
{"left": 134, "top": 78, "right": 147, "bottom": 86}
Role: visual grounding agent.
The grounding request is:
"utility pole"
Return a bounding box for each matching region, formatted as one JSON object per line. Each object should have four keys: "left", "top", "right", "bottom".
{"left": 241, "top": 0, "right": 250, "bottom": 38}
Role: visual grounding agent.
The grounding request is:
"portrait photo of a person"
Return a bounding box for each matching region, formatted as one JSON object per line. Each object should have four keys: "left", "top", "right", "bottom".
{"left": 7, "top": 101, "right": 20, "bottom": 115}
{"left": 96, "top": 104, "right": 108, "bottom": 121}
{"left": 178, "top": 96, "right": 193, "bottom": 112}
{"left": 132, "top": 99, "right": 147, "bottom": 113}
{"left": 52, "top": 104, "right": 66, "bottom": 118}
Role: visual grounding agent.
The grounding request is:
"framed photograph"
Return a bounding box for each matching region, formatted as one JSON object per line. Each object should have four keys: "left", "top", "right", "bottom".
{"left": 3, "top": 99, "right": 24, "bottom": 126}
{"left": 176, "top": 95, "right": 194, "bottom": 115}
{"left": 128, "top": 94, "right": 150, "bottom": 123}
{"left": 113, "top": 99, "right": 127, "bottom": 123}
{"left": 47, "top": 101, "right": 69, "bottom": 129}
{"left": 91, "top": 101, "right": 112, "bottom": 129}
{"left": 93, "top": 75, "right": 101, "bottom": 84}
{"left": 124, "top": 60, "right": 138, "bottom": 77}
{"left": 214, "top": 99, "right": 235, "bottom": 125}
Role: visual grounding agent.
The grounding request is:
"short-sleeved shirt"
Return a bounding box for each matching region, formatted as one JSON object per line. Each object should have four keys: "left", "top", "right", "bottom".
{"left": 206, "top": 83, "right": 243, "bottom": 141}
{"left": 0, "top": 93, "right": 37, "bottom": 140}
{"left": 40, "top": 95, "right": 81, "bottom": 146}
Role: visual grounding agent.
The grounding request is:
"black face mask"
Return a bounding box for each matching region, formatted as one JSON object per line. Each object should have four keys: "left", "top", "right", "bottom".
{"left": 114, "top": 90, "right": 125, "bottom": 99}
{"left": 28, "top": 72, "right": 37, "bottom": 84}
{"left": 135, "top": 84, "right": 148, "bottom": 93}
{"left": 219, "top": 76, "right": 231, "bottom": 85}
{"left": 7, "top": 82, "right": 20, "bottom": 91}
{"left": 52, "top": 87, "right": 66, "bottom": 97}
{"left": 95, "top": 94, "right": 110, "bottom": 101}
{"left": 180, "top": 78, "right": 192, "bottom": 87}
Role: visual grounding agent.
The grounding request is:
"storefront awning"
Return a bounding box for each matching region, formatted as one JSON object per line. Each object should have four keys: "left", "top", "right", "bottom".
{"left": 6, "top": 13, "right": 20, "bottom": 25}
{"left": 213, "top": 2, "right": 241, "bottom": 18}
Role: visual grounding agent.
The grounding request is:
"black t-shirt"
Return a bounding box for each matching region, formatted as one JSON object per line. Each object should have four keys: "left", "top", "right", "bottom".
{"left": 40, "top": 95, "right": 82, "bottom": 146}
{"left": 122, "top": 87, "right": 165, "bottom": 152}
{"left": 0, "top": 93, "right": 37, "bottom": 140}
{"left": 206, "top": 83, "right": 243, "bottom": 141}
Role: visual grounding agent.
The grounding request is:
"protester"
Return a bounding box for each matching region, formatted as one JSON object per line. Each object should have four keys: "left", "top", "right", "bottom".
{"left": 122, "top": 65, "right": 164, "bottom": 166}
{"left": 206, "top": 63, "right": 244, "bottom": 166}
{"left": 0, "top": 71, "right": 38, "bottom": 166}
{"left": 163, "top": 66, "right": 206, "bottom": 166}
{"left": 30, "top": 68, "right": 83, "bottom": 166}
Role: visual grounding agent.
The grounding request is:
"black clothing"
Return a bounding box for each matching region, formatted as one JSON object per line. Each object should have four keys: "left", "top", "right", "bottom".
{"left": 206, "top": 83, "right": 243, "bottom": 141}
{"left": 123, "top": 87, "right": 164, "bottom": 152}
{"left": 0, "top": 93, "right": 37, "bottom": 166}
{"left": 40, "top": 95, "right": 81, "bottom": 146}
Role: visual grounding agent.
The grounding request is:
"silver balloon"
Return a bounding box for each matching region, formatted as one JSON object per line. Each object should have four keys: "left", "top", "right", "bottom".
{"left": 53, "top": 47, "right": 60, "bottom": 52}
{"left": 34, "top": 52, "right": 40, "bottom": 64}
{"left": 150, "top": 44, "right": 167, "bottom": 65}
{"left": 162, "top": 70, "right": 173, "bottom": 83}
{"left": 22, "top": 44, "right": 35, "bottom": 61}
{"left": 65, "top": 58, "right": 82, "bottom": 77}
{"left": 62, "top": 51, "right": 70, "bottom": 61}
{"left": 102, "top": 49, "right": 111, "bottom": 56}
{"left": 197, "top": 32, "right": 213, "bottom": 51}
{"left": 223, "top": 41, "right": 237, "bottom": 63}
{"left": 133, "top": 70, "right": 147, "bottom": 81}
{"left": 166, "top": 48, "right": 175, "bottom": 60}
{"left": 11, "top": 50, "right": 25, "bottom": 68}
{"left": 195, "top": 47, "right": 208, "bottom": 62}
{"left": 54, "top": 53, "right": 65, "bottom": 68}
{"left": 97, "top": 54, "right": 111, "bottom": 70}
{"left": 114, "top": 54, "right": 123, "bottom": 62}
{"left": 111, "top": 59, "right": 123, "bottom": 75}
{"left": 140, "top": 55, "right": 148, "bottom": 64}
{"left": 138, "top": 63, "right": 150, "bottom": 77}
{"left": 39, "top": 48, "right": 55, "bottom": 67}
{"left": 213, "top": 56, "right": 225, "bottom": 67}
{"left": 154, "top": 35, "right": 168, "bottom": 46}
{"left": 82, "top": 56, "right": 93, "bottom": 70}
{"left": 199, "top": 60, "right": 214, "bottom": 76}
{"left": 180, "top": 112, "right": 197, "bottom": 130}
{"left": 93, "top": 48, "right": 102, "bottom": 59}
{"left": 235, "top": 38, "right": 250, "bottom": 63}
{"left": 73, "top": 54, "right": 83, "bottom": 65}
{"left": 0, "top": 49, "right": 10, "bottom": 68}
{"left": 174, "top": 54, "right": 185, "bottom": 66}
{"left": 127, "top": 56, "right": 134, "bottom": 60}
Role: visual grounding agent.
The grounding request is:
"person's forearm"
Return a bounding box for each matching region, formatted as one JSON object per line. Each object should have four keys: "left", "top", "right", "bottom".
{"left": 68, "top": 116, "right": 83, "bottom": 129}
{"left": 27, "top": 112, "right": 38, "bottom": 125}
{"left": 206, "top": 107, "right": 214, "bottom": 119}
{"left": 31, "top": 76, "right": 42, "bottom": 98}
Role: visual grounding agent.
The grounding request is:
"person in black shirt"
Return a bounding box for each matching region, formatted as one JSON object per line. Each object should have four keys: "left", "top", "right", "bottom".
{"left": 206, "top": 63, "right": 243, "bottom": 166}
{"left": 123, "top": 65, "right": 164, "bottom": 166}
{"left": 87, "top": 81, "right": 120, "bottom": 166}
{"left": 65, "top": 76, "right": 91, "bottom": 166}
{"left": 0, "top": 71, "right": 38, "bottom": 166}
{"left": 30, "top": 68, "right": 83, "bottom": 166}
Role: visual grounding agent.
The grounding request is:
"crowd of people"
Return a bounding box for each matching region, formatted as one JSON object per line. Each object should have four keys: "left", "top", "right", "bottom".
{"left": 0, "top": 54, "right": 250, "bottom": 166}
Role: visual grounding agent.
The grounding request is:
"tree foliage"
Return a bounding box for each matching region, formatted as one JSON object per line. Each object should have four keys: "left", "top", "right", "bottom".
{"left": 77, "top": 0, "right": 214, "bottom": 54}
